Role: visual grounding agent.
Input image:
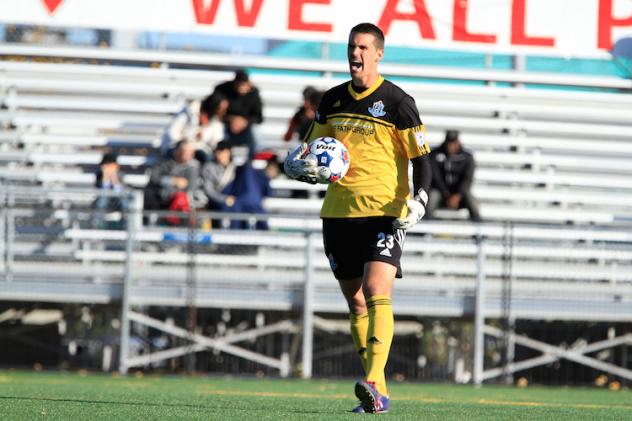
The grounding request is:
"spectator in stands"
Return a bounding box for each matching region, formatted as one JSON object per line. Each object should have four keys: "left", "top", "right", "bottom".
{"left": 283, "top": 86, "right": 324, "bottom": 143}
{"left": 201, "top": 140, "right": 272, "bottom": 230}
{"left": 144, "top": 140, "right": 200, "bottom": 220}
{"left": 224, "top": 161, "right": 272, "bottom": 230}
{"left": 201, "top": 140, "right": 237, "bottom": 212}
{"left": 93, "top": 152, "right": 126, "bottom": 228}
{"left": 163, "top": 91, "right": 229, "bottom": 163}
{"left": 427, "top": 130, "right": 481, "bottom": 222}
{"left": 259, "top": 152, "right": 281, "bottom": 185}
{"left": 213, "top": 69, "right": 263, "bottom": 159}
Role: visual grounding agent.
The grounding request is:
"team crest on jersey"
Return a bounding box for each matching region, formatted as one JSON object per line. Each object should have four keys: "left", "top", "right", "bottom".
{"left": 368, "top": 100, "right": 386, "bottom": 117}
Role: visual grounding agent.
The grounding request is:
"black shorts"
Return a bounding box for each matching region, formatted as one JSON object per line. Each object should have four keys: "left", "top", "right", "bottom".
{"left": 322, "top": 216, "right": 406, "bottom": 280}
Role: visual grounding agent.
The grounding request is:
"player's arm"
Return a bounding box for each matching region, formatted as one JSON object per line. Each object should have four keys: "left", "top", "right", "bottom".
{"left": 283, "top": 92, "right": 333, "bottom": 184}
{"left": 393, "top": 95, "right": 432, "bottom": 230}
{"left": 411, "top": 154, "right": 432, "bottom": 203}
{"left": 393, "top": 153, "right": 432, "bottom": 230}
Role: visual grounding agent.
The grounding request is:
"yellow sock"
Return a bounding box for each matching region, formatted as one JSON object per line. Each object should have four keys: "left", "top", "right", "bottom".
{"left": 349, "top": 312, "right": 369, "bottom": 373}
{"left": 366, "top": 295, "right": 394, "bottom": 396}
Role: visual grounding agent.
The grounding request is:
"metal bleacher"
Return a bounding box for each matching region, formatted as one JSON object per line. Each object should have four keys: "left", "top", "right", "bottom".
{"left": 1, "top": 46, "right": 632, "bottom": 379}
{"left": 1, "top": 47, "right": 632, "bottom": 316}
{"left": 2, "top": 49, "right": 632, "bottom": 225}
{"left": 2, "top": 185, "right": 631, "bottom": 323}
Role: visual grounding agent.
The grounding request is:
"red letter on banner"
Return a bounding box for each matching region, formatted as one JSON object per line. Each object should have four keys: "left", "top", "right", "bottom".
{"left": 378, "top": 0, "right": 436, "bottom": 39}
{"left": 511, "top": 0, "right": 554, "bottom": 46}
{"left": 288, "top": 0, "right": 332, "bottom": 32}
{"left": 235, "top": 0, "right": 264, "bottom": 27}
{"left": 192, "top": 0, "right": 221, "bottom": 24}
{"left": 193, "top": 0, "right": 264, "bottom": 27}
{"left": 453, "top": 0, "right": 496, "bottom": 43}
{"left": 42, "top": 0, "right": 64, "bottom": 15}
{"left": 598, "top": 0, "right": 632, "bottom": 50}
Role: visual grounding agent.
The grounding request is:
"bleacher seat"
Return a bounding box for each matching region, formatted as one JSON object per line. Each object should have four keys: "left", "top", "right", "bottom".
{"left": 2, "top": 56, "right": 632, "bottom": 226}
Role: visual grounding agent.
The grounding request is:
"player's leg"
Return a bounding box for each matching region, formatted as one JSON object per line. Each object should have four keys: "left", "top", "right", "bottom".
{"left": 323, "top": 218, "right": 371, "bottom": 412}
{"left": 322, "top": 218, "right": 369, "bottom": 373}
{"left": 338, "top": 277, "right": 370, "bottom": 413}
{"left": 354, "top": 217, "right": 403, "bottom": 413}
{"left": 354, "top": 262, "right": 396, "bottom": 413}
{"left": 363, "top": 261, "right": 396, "bottom": 397}
{"left": 338, "top": 277, "right": 368, "bottom": 372}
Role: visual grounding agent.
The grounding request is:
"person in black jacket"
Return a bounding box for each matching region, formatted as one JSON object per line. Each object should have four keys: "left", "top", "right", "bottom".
{"left": 427, "top": 130, "right": 481, "bottom": 222}
{"left": 213, "top": 69, "right": 263, "bottom": 159}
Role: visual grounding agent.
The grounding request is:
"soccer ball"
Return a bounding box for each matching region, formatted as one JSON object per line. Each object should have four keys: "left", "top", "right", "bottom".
{"left": 302, "top": 137, "right": 350, "bottom": 183}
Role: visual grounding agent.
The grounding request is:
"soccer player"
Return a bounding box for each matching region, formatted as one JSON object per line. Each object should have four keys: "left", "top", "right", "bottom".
{"left": 284, "top": 23, "right": 432, "bottom": 413}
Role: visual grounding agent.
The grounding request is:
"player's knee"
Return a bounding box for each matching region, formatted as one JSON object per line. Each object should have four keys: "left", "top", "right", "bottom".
{"left": 347, "top": 298, "right": 367, "bottom": 315}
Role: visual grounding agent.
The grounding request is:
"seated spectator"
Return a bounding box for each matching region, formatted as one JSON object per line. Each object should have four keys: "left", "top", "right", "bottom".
{"left": 93, "top": 152, "right": 126, "bottom": 228}
{"left": 201, "top": 140, "right": 237, "bottom": 212}
{"left": 223, "top": 162, "right": 272, "bottom": 230}
{"left": 254, "top": 151, "right": 295, "bottom": 199}
{"left": 427, "top": 130, "right": 482, "bottom": 222}
{"left": 256, "top": 152, "right": 281, "bottom": 186}
{"left": 283, "top": 86, "right": 323, "bottom": 143}
{"left": 201, "top": 141, "right": 273, "bottom": 230}
{"left": 162, "top": 92, "right": 229, "bottom": 163}
{"left": 144, "top": 140, "right": 200, "bottom": 224}
{"left": 213, "top": 69, "right": 263, "bottom": 159}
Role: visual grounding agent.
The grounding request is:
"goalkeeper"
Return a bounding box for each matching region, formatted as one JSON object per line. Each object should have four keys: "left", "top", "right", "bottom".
{"left": 284, "top": 23, "right": 431, "bottom": 414}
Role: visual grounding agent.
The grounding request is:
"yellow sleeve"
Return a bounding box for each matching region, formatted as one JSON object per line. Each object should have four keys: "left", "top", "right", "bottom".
{"left": 396, "top": 95, "right": 430, "bottom": 158}
{"left": 398, "top": 124, "right": 431, "bottom": 159}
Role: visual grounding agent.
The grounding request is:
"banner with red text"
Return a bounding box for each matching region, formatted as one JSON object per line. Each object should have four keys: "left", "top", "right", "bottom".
{"left": 2, "top": 0, "right": 632, "bottom": 57}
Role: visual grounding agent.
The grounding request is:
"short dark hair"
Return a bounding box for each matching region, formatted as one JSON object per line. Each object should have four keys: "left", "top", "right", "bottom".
{"left": 302, "top": 85, "right": 317, "bottom": 100}
{"left": 200, "top": 91, "right": 226, "bottom": 117}
{"left": 214, "top": 140, "right": 232, "bottom": 151}
{"left": 307, "top": 90, "right": 324, "bottom": 108}
{"left": 234, "top": 69, "right": 249, "bottom": 83}
{"left": 444, "top": 130, "right": 460, "bottom": 143}
{"left": 350, "top": 22, "right": 385, "bottom": 50}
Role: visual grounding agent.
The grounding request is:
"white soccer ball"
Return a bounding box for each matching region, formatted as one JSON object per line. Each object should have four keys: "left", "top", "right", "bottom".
{"left": 302, "top": 137, "right": 350, "bottom": 184}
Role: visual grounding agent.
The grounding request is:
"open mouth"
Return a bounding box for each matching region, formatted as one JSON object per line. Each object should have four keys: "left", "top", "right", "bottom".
{"left": 350, "top": 61, "right": 362, "bottom": 71}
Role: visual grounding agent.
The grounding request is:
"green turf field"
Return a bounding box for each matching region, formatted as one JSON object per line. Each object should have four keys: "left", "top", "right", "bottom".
{"left": 0, "top": 370, "right": 629, "bottom": 420}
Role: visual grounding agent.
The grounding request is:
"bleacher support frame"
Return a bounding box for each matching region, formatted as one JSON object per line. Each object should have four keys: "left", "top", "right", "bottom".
{"left": 482, "top": 325, "right": 632, "bottom": 382}
{"left": 121, "top": 311, "right": 295, "bottom": 377}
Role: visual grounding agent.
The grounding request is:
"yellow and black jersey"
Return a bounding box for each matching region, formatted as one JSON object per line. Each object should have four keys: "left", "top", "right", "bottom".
{"left": 304, "top": 76, "right": 430, "bottom": 218}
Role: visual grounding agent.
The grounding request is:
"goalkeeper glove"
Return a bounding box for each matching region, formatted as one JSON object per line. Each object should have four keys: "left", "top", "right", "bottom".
{"left": 284, "top": 143, "right": 329, "bottom": 184}
{"left": 393, "top": 188, "right": 428, "bottom": 230}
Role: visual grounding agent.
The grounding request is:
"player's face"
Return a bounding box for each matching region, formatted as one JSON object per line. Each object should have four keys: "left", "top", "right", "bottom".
{"left": 347, "top": 32, "right": 383, "bottom": 86}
